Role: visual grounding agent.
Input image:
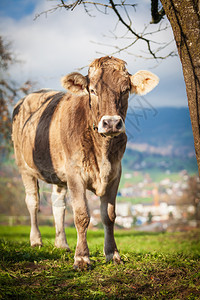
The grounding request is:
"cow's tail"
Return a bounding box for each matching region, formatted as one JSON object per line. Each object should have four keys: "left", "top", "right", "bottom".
{"left": 37, "top": 180, "right": 41, "bottom": 212}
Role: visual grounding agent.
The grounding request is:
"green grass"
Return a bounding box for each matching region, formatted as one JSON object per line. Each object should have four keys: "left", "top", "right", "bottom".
{"left": 0, "top": 226, "right": 200, "bottom": 299}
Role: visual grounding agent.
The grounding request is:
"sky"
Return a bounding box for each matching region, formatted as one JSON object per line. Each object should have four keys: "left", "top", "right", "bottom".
{"left": 0, "top": 0, "right": 188, "bottom": 107}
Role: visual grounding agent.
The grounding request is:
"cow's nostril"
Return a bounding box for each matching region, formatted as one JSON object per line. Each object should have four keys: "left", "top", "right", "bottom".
{"left": 103, "top": 119, "right": 110, "bottom": 128}
{"left": 116, "top": 119, "right": 123, "bottom": 130}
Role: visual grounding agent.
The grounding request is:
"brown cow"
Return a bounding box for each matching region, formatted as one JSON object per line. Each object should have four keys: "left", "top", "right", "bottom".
{"left": 12, "top": 56, "right": 159, "bottom": 269}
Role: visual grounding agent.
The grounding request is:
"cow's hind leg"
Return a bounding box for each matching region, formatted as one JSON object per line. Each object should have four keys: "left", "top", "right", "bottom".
{"left": 51, "top": 185, "right": 70, "bottom": 250}
{"left": 22, "top": 173, "right": 42, "bottom": 247}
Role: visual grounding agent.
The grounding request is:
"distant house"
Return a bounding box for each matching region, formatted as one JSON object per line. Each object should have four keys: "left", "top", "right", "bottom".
{"left": 116, "top": 202, "right": 132, "bottom": 217}
{"left": 115, "top": 216, "right": 133, "bottom": 229}
{"left": 120, "top": 187, "right": 134, "bottom": 197}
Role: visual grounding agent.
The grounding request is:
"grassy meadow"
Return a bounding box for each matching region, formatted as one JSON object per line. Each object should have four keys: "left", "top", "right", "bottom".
{"left": 0, "top": 226, "right": 200, "bottom": 299}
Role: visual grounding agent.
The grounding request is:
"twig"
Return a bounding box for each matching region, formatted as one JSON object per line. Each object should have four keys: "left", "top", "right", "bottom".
{"left": 35, "top": 0, "right": 175, "bottom": 60}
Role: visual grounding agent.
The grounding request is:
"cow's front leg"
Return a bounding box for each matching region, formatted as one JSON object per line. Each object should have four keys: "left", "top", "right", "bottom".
{"left": 100, "top": 174, "right": 122, "bottom": 264}
{"left": 51, "top": 185, "right": 70, "bottom": 250}
{"left": 69, "top": 181, "right": 90, "bottom": 270}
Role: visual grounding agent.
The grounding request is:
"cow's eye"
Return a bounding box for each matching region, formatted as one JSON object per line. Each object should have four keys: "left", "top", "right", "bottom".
{"left": 90, "top": 89, "right": 96, "bottom": 96}
{"left": 121, "top": 88, "right": 130, "bottom": 95}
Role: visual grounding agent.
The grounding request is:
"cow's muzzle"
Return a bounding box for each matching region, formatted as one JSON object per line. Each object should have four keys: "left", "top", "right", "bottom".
{"left": 98, "top": 115, "right": 125, "bottom": 136}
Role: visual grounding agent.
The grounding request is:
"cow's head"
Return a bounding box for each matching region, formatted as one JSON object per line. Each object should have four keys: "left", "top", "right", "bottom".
{"left": 61, "top": 56, "right": 159, "bottom": 137}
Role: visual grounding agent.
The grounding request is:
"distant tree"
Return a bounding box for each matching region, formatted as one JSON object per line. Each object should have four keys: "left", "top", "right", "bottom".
{"left": 179, "top": 176, "right": 200, "bottom": 227}
{"left": 133, "top": 216, "right": 138, "bottom": 226}
{"left": 41, "top": 0, "right": 200, "bottom": 174}
{"left": 0, "top": 36, "right": 33, "bottom": 151}
{"left": 147, "top": 211, "right": 153, "bottom": 224}
{"left": 168, "top": 211, "right": 174, "bottom": 220}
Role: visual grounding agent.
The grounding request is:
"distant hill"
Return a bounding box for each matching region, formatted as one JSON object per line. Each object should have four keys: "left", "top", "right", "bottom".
{"left": 122, "top": 148, "right": 198, "bottom": 173}
{"left": 125, "top": 106, "right": 195, "bottom": 157}
{"left": 123, "top": 106, "right": 198, "bottom": 173}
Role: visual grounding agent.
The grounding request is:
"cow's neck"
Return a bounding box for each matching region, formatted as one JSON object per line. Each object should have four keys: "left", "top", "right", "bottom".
{"left": 88, "top": 126, "right": 127, "bottom": 196}
{"left": 91, "top": 126, "right": 127, "bottom": 158}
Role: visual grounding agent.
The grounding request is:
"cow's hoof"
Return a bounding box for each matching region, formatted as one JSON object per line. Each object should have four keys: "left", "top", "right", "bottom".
{"left": 31, "top": 241, "right": 43, "bottom": 248}
{"left": 73, "top": 256, "right": 91, "bottom": 271}
{"left": 30, "top": 232, "right": 42, "bottom": 248}
{"left": 55, "top": 240, "right": 71, "bottom": 251}
{"left": 113, "top": 251, "right": 123, "bottom": 264}
{"left": 106, "top": 251, "right": 123, "bottom": 265}
{"left": 113, "top": 256, "right": 123, "bottom": 265}
{"left": 73, "top": 262, "right": 91, "bottom": 271}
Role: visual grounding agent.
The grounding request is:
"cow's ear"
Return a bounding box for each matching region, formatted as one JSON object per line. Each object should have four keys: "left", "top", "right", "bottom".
{"left": 130, "top": 71, "right": 159, "bottom": 95}
{"left": 61, "top": 72, "right": 88, "bottom": 95}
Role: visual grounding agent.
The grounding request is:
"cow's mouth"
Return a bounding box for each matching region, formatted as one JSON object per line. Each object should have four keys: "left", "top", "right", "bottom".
{"left": 100, "top": 130, "right": 123, "bottom": 137}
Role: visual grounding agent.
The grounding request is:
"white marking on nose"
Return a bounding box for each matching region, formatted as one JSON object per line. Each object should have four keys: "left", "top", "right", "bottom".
{"left": 98, "top": 115, "right": 125, "bottom": 135}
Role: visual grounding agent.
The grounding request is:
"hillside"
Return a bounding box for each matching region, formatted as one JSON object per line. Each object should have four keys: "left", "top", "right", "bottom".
{"left": 125, "top": 107, "right": 194, "bottom": 155}
{"left": 122, "top": 148, "right": 197, "bottom": 173}
{"left": 123, "top": 107, "right": 198, "bottom": 173}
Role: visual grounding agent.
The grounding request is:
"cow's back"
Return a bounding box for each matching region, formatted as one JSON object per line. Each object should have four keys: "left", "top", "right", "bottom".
{"left": 12, "top": 90, "right": 66, "bottom": 180}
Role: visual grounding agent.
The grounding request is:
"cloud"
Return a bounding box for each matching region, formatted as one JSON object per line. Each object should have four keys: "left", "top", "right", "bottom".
{"left": 0, "top": 0, "right": 187, "bottom": 106}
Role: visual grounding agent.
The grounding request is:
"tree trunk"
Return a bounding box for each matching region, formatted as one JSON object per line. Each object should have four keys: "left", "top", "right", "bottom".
{"left": 160, "top": 0, "right": 200, "bottom": 174}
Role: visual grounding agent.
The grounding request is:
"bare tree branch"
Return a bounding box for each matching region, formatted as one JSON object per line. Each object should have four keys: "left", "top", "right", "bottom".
{"left": 35, "top": 0, "right": 176, "bottom": 60}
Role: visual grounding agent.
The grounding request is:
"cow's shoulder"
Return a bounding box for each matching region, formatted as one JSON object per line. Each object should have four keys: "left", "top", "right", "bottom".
{"left": 22, "top": 90, "right": 61, "bottom": 116}
{"left": 12, "top": 97, "right": 25, "bottom": 122}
